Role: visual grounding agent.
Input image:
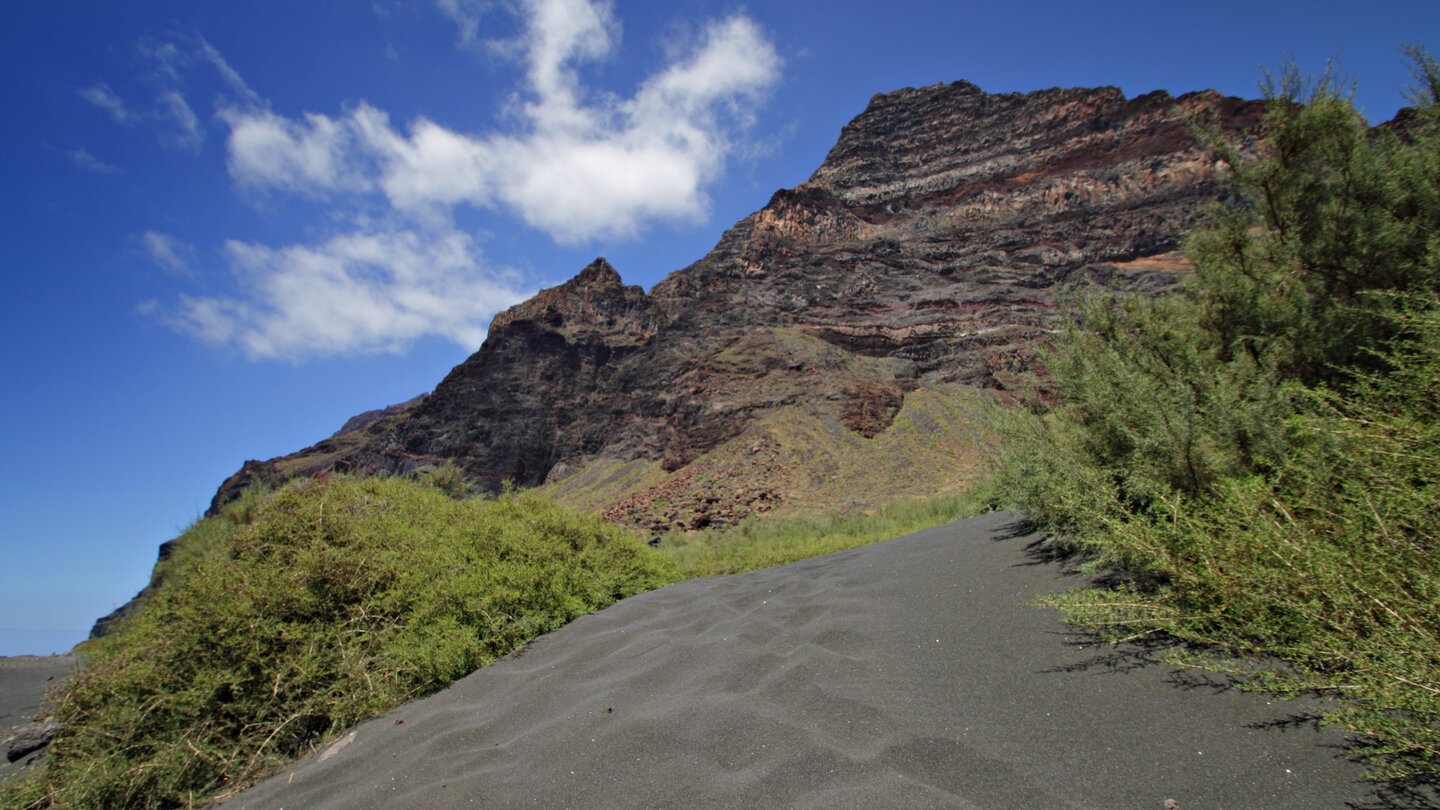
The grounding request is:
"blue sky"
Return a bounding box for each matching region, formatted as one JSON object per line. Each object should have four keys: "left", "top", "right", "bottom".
{"left": 2, "top": 0, "right": 1435, "bottom": 656}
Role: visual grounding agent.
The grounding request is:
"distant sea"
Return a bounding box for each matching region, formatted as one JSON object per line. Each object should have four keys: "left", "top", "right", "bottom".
{"left": 0, "top": 628, "right": 84, "bottom": 657}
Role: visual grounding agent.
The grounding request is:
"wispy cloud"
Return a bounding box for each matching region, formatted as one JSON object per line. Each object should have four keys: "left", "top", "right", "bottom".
{"left": 79, "top": 84, "right": 135, "bottom": 124}
{"left": 222, "top": 106, "right": 370, "bottom": 195}
{"left": 81, "top": 33, "right": 245, "bottom": 150}
{"left": 68, "top": 147, "right": 118, "bottom": 174}
{"left": 143, "top": 231, "right": 196, "bottom": 277}
{"left": 174, "top": 227, "right": 530, "bottom": 361}
{"left": 222, "top": 0, "right": 781, "bottom": 243}
{"left": 435, "top": 0, "right": 489, "bottom": 46}
{"left": 136, "top": 38, "right": 184, "bottom": 82}
{"left": 157, "top": 91, "right": 203, "bottom": 150}
{"left": 193, "top": 36, "right": 262, "bottom": 108}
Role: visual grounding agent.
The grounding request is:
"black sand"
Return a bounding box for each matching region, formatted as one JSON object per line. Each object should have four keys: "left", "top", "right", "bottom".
{"left": 0, "top": 653, "right": 76, "bottom": 782}
{"left": 227, "top": 511, "right": 1392, "bottom": 808}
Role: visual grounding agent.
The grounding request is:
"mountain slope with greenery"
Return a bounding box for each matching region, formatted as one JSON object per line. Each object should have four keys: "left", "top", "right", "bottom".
{"left": 1, "top": 477, "right": 679, "bottom": 808}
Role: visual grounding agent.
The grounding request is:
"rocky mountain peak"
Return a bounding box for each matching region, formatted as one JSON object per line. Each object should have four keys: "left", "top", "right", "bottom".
{"left": 204, "top": 79, "right": 1268, "bottom": 530}
{"left": 570, "top": 256, "right": 623, "bottom": 288}
{"left": 489, "top": 256, "right": 658, "bottom": 345}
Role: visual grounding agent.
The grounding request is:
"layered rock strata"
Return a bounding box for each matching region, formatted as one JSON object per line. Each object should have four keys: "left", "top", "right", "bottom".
{"left": 244, "top": 81, "right": 1261, "bottom": 500}
{"left": 98, "top": 80, "right": 1271, "bottom": 636}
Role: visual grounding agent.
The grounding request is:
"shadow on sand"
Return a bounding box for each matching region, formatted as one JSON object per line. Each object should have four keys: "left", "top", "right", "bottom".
{"left": 1005, "top": 526, "right": 1440, "bottom": 810}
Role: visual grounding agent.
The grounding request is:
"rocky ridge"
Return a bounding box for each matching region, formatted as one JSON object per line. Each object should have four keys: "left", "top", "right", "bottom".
{"left": 115, "top": 80, "right": 1268, "bottom": 637}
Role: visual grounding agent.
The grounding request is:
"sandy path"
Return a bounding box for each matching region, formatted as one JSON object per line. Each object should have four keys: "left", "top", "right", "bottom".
{"left": 226, "top": 511, "right": 1382, "bottom": 808}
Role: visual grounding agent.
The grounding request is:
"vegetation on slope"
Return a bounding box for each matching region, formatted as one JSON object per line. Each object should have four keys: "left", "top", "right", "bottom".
{"left": 660, "top": 485, "right": 1000, "bottom": 578}
{"left": 1, "top": 476, "right": 678, "bottom": 808}
{"left": 993, "top": 52, "right": 1440, "bottom": 780}
{"left": 543, "top": 380, "right": 995, "bottom": 535}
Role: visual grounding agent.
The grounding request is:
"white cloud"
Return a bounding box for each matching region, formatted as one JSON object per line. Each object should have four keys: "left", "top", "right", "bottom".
{"left": 223, "top": 107, "right": 370, "bottom": 195}
{"left": 516, "top": 0, "right": 619, "bottom": 123}
{"left": 633, "top": 16, "right": 779, "bottom": 124}
{"left": 173, "top": 227, "right": 530, "bottom": 361}
{"left": 175, "top": 294, "right": 243, "bottom": 346}
{"left": 143, "top": 231, "right": 196, "bottom": 277}
{"left": 490, "top": 9, "right": 779, "bottom": 241}
{"left": 220, "top": 0, "right": 781, "bottom": 243}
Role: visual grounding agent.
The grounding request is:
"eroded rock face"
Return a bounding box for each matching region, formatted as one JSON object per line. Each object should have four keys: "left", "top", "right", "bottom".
{"left": 648, "top": 82, "right": 1263, "bottom": 382}
{"left": 209, "top": 81, "right": 1264, "bottom": 511}
{"left": 376, "top": 258, "right": 668, "bottom": 488}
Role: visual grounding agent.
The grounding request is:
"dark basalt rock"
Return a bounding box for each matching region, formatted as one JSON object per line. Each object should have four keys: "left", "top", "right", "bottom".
{"left": 206, "top": 459, "right": 280, "bottom": 518}
{"left": 6, "top": 721, "right": 59, "bottom": 764}
{"left": 331, "top": 394, "right": 427, "bottom": 438}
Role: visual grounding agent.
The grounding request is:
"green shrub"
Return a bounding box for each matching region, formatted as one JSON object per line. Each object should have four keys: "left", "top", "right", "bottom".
{"left": 2, "top": 476, "right": 677, "bottom": 808}
{"left": 993, "top": 52, "right": 1440, "bottom": 780}
{"left": 415, "top": 461, "right": 476, "bottom": 499}
{"left": 1041, "top": 308, "right": 1440, "bottom": 778}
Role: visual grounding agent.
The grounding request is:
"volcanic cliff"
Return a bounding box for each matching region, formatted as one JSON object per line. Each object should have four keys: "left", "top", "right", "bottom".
{"left": 210, "top": 80, "right": 1264, "bottom": 532}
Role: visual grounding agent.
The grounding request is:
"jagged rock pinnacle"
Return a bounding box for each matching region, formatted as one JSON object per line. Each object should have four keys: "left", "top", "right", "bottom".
{"left": 571, "top": 257, "right": 622, "bottom": 287}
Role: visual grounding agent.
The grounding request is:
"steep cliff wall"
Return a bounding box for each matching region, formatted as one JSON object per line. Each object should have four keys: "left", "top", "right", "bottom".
{"left": 211, "top": 80, "right": 1266, "bottom": 525}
